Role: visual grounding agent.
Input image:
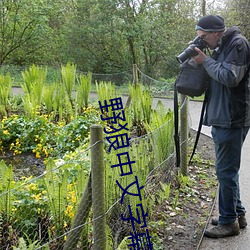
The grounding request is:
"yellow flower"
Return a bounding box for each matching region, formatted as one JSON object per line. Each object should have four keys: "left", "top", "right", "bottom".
{"left": 12, "top": 207, "right": 17, "bottom": 212}
{"left": 71, "top": 195, "right": 76, "bottom": 204}
{"left": 36, "top": 152, "right": 41, "bottom": 159}
{"left": 32, "top": 193, "right": 42, "bottom": 201}
{"left": 26, "top": 183, "right": 37, "bottom": 191}
{"left": 65, "top": 205, "right": 74, "bottom": 218}
{"left": 3, "top": 130, "right": 9, "bottom": 135}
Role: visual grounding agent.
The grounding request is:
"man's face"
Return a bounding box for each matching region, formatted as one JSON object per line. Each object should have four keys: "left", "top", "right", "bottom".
{"left": 196, "top": 30, "right": 222, "bottom": 49}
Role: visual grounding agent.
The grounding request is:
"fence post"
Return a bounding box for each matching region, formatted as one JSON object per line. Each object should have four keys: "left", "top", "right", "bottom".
{"left": 180, "top": 94, "right": 188, "bottom": 176}
{"left": 125, "top": 64, "right": 138, "bottom": 109}
{"left": 91, "top": 124, "right": 106, "bottom": 250}
{"left": 133, "top": 64, "right": 138, "bottom": 85}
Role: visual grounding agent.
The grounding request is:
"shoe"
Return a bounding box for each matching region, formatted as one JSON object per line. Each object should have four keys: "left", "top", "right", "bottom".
{"left": 204, "top": 222, "right": 240, "bottom": 238}
{"left": 211, "top": 214, "right": 247, "bottom": 229}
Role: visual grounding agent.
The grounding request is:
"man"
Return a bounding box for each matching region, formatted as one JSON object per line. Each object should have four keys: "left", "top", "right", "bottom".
{"left": 192, "top": 15, "right": 250, "bottom": 238}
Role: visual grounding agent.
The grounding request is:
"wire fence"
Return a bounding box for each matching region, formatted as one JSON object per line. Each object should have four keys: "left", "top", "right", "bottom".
{"left": 0, "top": 66, "right": 190, "bottom": 249}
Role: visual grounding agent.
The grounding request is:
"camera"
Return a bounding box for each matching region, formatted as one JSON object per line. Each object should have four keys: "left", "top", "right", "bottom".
{"left": 176, "top": 36, "right": 208, "bottom": 64}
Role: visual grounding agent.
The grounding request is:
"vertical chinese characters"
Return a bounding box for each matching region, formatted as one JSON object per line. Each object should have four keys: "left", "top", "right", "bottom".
{"left": 99, "top": 97, "right": 153, "bottom": 249}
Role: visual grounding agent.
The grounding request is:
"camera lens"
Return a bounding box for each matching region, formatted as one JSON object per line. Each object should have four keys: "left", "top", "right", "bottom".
{"left": 176, "top": 45, "right": 198, "bottom": 63}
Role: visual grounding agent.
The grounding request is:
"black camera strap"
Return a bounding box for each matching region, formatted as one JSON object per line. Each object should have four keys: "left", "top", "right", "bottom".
{"left": 189, "top": 91, "right": 208, "bottom": 164}
{"left": 174, "top": 82, "right": 181, "bottom": 168}
{"left": 174, "top": 85, "right": 208, "bottom": 168}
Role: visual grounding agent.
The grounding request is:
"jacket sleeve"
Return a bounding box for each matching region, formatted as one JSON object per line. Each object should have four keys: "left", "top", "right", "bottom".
{"left": 203, "top": 37, "right": 250, "bottom": 87}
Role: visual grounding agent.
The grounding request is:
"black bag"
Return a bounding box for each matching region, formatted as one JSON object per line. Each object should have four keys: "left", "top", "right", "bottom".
{"left": 175, "top": 58, "right": 209, "bottom": 97}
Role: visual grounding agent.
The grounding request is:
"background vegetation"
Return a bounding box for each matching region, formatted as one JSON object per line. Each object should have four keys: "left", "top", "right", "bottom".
{"left": 0, "top": 0, "right": 249, "bottom": 81}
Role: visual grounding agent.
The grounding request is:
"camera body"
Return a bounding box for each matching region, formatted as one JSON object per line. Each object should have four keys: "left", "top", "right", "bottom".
{"left": 176, "top": 36, "right": 208, "bottom": 63}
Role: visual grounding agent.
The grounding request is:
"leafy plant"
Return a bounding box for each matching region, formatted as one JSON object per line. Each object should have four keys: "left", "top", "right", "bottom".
{"left": 0, "top": 73, "right": 12, "bottom": 117}
{"left": 0, "top": 161, "right": 15, "bottom": 222}
{"left": 43, "top": 84, "right": 56, "bottom": 114}
{"left": 96, "top": 81, "right": 117, "bottom": 106}
{"left": 159, "top": 182, "right": 171, "bottom": 201}
{"left": 60, "top": 62, "right": 76, "bottom": 103}
{"left": 21, "top": 65, "right": 47, "bottom": 118}
{"left": 145, "top": 100, "right": 174, "bottom": 164}
{"left": 76, "top": 72, "right": 92, "bottom": 111}
{"left": 129, "top": 83, "right": 153, "bottom": 126}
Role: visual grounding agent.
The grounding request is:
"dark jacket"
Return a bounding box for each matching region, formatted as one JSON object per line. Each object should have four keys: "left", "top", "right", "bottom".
{"left": 203, "top": 26, "right": 250, "bottom": 128}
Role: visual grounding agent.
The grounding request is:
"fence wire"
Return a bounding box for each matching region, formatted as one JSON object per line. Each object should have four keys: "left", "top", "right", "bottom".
{"left": 0, "top": 67, "right": 190, "bottom": 249}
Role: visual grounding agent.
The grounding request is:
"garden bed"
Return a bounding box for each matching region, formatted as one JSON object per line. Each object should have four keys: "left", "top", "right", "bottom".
{"left": 149, "top": 130, "right": 217, "bottom": 250}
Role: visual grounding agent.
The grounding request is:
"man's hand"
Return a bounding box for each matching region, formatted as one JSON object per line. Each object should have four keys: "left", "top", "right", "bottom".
{"left": 192, "top": 47, "right": 207, "bottom": 64}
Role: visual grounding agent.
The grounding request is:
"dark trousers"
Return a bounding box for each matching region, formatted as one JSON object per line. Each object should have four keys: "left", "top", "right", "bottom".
{"left": 211, "top": 126, "right": 249, "bottom": 225}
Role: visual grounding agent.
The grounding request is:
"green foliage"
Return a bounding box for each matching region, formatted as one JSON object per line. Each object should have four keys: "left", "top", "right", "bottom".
{"left": 12, "top": 176, "right": 48, "bottom": 240}
{"left": 0, "top": 73, "right": 12, "bottom": 116}
{"left": 96, "top": 81, "right": 117, "bottom": 105}
{"left": 13, "top": 235, "right": 47, "bottom": 250}
{"left": 159, "top": 182, "right": 171, "bottom": 202}
{"left": 0, "top": 161, "right": 14, "bottom": 222}
{"left": 61, "top": 63, "right": 76, "bottom": 101}
{"left": 21, "top": 65, "right": 47, "bottom": 118}
{"left": 117, "top": 236, "right": 130, "bottom": 250}
{"left": 129, "top": 84, "right": 153, "bottom": 125}
{"left": 145, "top": 100, "right": 174, "bottom": 164}
{"left": 0, "top": 110, "right": 99, "bottom": 158}
{"left": 0, "top": 71, "right": 179, "bottom": 248}
{"left": 43, "top": 159, "right": 69, "bottom": 230}
{"left": 43, "top": 85, "right": 56, "bottom": 113}
{"left": 0, "top": 0, "right": 228, "bottom": 78}
{"left": 76, "top": 72, "right": 92, "bottom": 111}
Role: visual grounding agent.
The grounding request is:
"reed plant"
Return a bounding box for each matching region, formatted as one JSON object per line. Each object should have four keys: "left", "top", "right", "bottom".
{"left": 21, "top": 65, "right": 47, "bottom": 118}
{"left": 43, "top": 159, "right": 69, "bottom": 242}
{"left": 60, "top": 63, "right": 76, "bottom": 103}
{"left": 52, "top": 82, "right": 73, "bottom": 122}
{"left": 43, "top": 84, "right": 56, "bottom": 114}
{"left": 96, "top": 81, "right": 117, "bottom": 105}
{"left": 129, "top": 83, "right": 152, "bottom": 125}
{"left": 145, "top": 100, "right": 174, "bottom": 164}
{"left": 76, "top": 72, "right": 92, "bottom": 112}
{"left": 105, "top": 138, "right": 153, "bottom": 246}
{"left": 0, "top": 161, "right": 14, "bottom": 222}
{"left": 0, "top": 73, "right": 12, "bottom": 117}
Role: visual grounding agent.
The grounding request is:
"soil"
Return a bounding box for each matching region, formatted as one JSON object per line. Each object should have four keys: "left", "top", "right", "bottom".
{"left": 150, "top": 130, "right": 217, "bottom": 250}
{"left": 0, "top": 152, "right": 45, "bottom": 180}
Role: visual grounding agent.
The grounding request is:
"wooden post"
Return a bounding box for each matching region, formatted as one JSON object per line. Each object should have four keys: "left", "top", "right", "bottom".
{"left": 125, "top": 64, "right": 138, "bottom": 109}
{"left": 180, "top": 94, "right": 188, "bottom": 176}
{"left": 133, "top": 63, "right": 138, "bottom": 86}
{"left": 91, "top": 124, "right": 106, "bottom": 250}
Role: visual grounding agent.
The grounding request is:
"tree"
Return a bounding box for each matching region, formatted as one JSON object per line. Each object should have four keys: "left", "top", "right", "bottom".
{"left": 220, "top": 0, "right": 250, "bottom": 39}
{"left": 0, "top": 0, "right": 48, "bottom": 65}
